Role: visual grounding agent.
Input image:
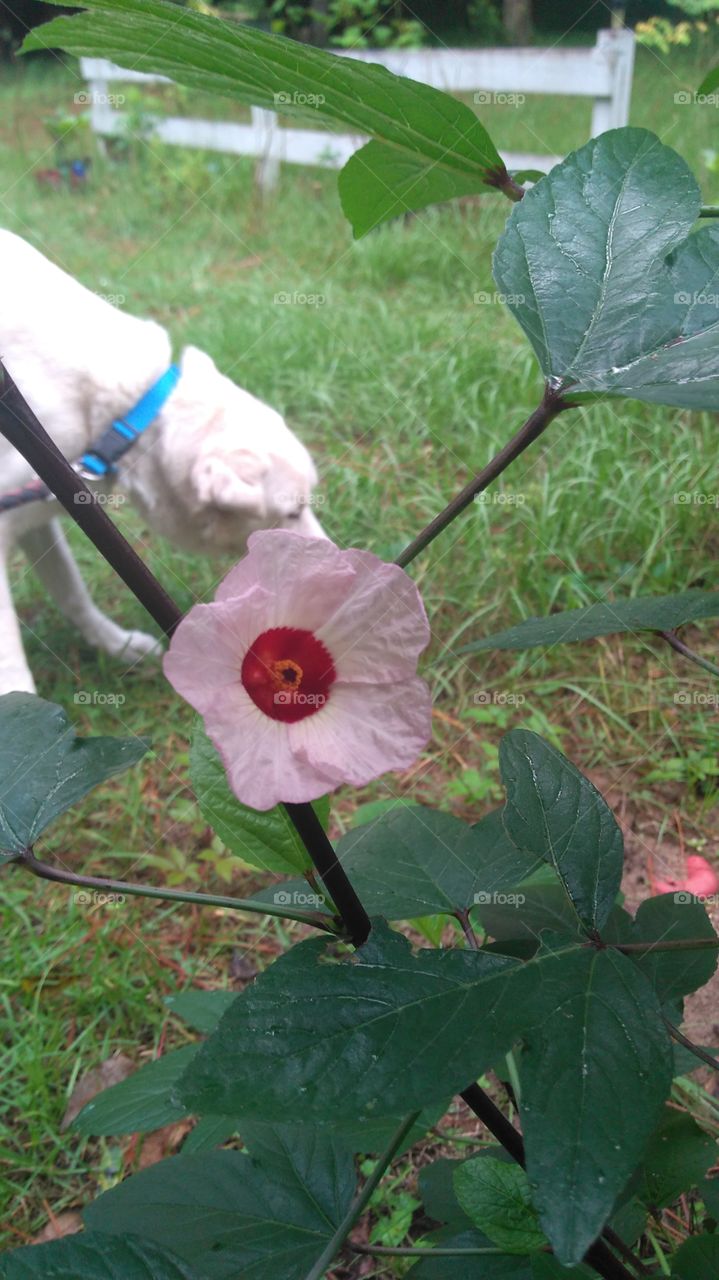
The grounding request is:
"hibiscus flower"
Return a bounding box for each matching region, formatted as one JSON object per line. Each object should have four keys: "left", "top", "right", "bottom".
{"left": 164, "top": 531, "right": 432, "bottom": 810}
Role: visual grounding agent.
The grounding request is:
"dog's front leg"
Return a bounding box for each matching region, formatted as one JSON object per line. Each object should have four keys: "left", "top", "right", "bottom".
{"left": 19, "top": 520, "right": 162, "bottom": 671}
{"left": 0, "top": 549, "right": 37, "bottom": 694}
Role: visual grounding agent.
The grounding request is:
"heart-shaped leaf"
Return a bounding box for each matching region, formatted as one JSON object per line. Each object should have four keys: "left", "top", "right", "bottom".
{"left": 499, "top": 730, "right": 623, "bottom": 934}
{"left": 28, "top": 0, "right": 506, "bottom": 237}
{"left": 494, "top": 128, "right": 719, "bottom": 410}
{"left": 460, "top": 589, "right": 719, "bottom": 655}
{"left": 84, "top": 1133, "right": 355, "bottom": 1279}
{"left": 454, "top": 1158, "right": 547, "bottom": 1255}
{"left": 0, "top": 693, "right": 148, "bottom": 859}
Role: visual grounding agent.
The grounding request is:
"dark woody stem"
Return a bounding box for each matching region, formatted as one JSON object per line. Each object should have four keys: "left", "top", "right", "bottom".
{"left": 658, "top": 629, "right": 719, "bottom": 679}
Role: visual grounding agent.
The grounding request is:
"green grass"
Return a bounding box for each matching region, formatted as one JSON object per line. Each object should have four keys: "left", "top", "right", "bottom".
{"left": 1, "top": 38, "right": 719, "bottom": 1242}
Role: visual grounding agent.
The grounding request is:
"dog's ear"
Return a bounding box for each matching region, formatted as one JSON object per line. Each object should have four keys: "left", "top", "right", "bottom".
{"left": 191, "top": 452, "right": 269, "bottom": 515}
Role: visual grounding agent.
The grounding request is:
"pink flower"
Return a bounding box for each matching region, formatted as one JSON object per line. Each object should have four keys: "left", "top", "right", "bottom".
{"left": 164, "top": 530, "right": 432, "bottom": 810}
{"left": 654, "top": 854, "right": 719, "bottom": 899}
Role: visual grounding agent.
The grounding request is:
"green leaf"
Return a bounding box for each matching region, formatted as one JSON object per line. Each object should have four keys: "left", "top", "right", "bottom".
{"left": 698, "top": 66, "right": 719, "bottom": 95}
{"left": 182, "top": 1114, "right": 237, "bottom": 1154}
{"left": 165, "top": 989, "right": 237, "bottom": 1034}
{"left": 629, "top": 894, "right": 718, "bottom": 1004}
{"left": 176, "top": 923, "right": 557, "bottom": 1123}
{"left": 499, "top": 730, "right": 623, "bottom": 934}
{"left": 73, "top": 1046, "right": 197, "bottom": 1135}
{"left": 454, "top": 1158, "right": 547, "bottom": 1254}
{"left": 519, "top": 947, "right": 674, "bottom": 1265}
{"left": 28, "top": 0, "right": 506, "bottom": 237}
{"left": 84, "top": 1132, "right": 356, "bottom": 1279}
{"left": 634, "top": 1109, "right": 715, "bottom": 1209}
{"left": 473, "top": 879, "right": 585, "bottom": 945}
{"left": 407, "top": 1229, "right": 533, "bottom": 1278}
{"left": 671, "top": 1234, "right": 719, "bottom": 1279}
{"left": 0, "top": 1233, "right": 197, "bottom": 1279}
{"left": 494, "top": 128, "right": 719, "bottom": 411}
{"left": 460, "top": 590, "right": 719, "bottom": 655}
{"left": 332, "top": 806, "right": 540, "bottom": 920}
{"left": 420, "top": 1158, "right": 474, "bottom": 1228}
{"left": 530, "top": 1260, "right": 594, "bottom": 1280}
{"left": 190, "top": 726, "right": 328, "bottom": 876}
{"left": 0, "top": 693, "right": 148, "bottom": 858}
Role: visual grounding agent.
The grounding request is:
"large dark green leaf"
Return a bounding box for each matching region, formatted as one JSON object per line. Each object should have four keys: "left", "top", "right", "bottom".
{"left": 494, "top": 128, "right": 719, "bottom": 410}
{"left": 460, "top": 590, "right": 719, "bottom": 656}
{"left": 332, "top": 806, "right": 540, "bottom": 920}
{"left": 177, "top": 923, "right": 555, "bottom": 1122}
{"left": 165, "top": 989, "right": 237, "bottom": 1034}
{"left": 28, "top": 0, "right": 506, "bottom": 237}
{"left": 0, "top": 693, "right": 147, "bottom": 859}
{"left": 190, "top": 727, "right": 328, "bottom": 876}
{"left": 84, "top": 1132, "right": 356, "bottom": 1279}
{"left": 519, "top": 947, "right": 673, "bottom": 1265}
{"left": 474, "top": 879, "right": 584, "bottom": 945}
{"left": 454, "top": 1157, "right": 547, "bottom": 1254}
{"left": 530, "top": 1261, "right": 594, "bottom": 1280}
{"left": 629, "top": 894, "right": 718, "bottom": 1005}
{"left": 671, "top": 1234, "right": 719, "bottom": 1279}
{"left": 0, "top": 1233, "right": 196, "bottom": 1279}
{"left": 499, "top": 730, "right": 623, "bottom": 934}
{"left": 72, "top": 1047, "right": 197, "bottom": 1136}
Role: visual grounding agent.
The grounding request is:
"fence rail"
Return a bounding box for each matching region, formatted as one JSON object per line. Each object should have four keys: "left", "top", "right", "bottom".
{"left": 80, "top": 29, "right": 635, "bottom": 187}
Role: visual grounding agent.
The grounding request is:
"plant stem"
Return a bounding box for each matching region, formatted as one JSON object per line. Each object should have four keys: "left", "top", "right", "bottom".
{"left": 611, "top": 938, "right": 719, "bottom": 955}
{"left": 395, "top": 384, "right": 569, "bottom": 569}
{"left": 699, "top": 205, "right": 719, "bottom": 218}
{"left": 350, "top": 1242, "right": 509, "bottom": 1257}
{"left": 16, "top": 850, "right": 337, "bottom": 932}
{"left": 304, "top": 1111, "right": 420, "bottom": 1280}
{"left": 645, "top": 1228, "right": 671, "bottom": 1278}
{"left": 658, "top": 629, "right": 719, "bottom": 679}
{"left": 0, "top": 363, "right": 370, "bottom": 945}
{"left": 665, "top": 1018, "right": 719, "bottom": 1074}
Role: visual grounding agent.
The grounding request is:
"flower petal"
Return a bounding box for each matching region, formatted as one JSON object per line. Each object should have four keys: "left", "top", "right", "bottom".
{"left": 163, "top": 584, "right": 269, "bottom": 714}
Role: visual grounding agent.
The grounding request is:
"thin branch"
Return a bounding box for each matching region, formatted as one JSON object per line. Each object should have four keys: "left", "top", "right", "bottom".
{"left": 455, "top": 907, "right": 481, "bottom": 948}
{"left": 611, "top": 938, "right": 719, "bottom": 955}
{"left": 350, "top": 1242, "right": 510, "bottom": 1257}
{"left": 665, "top": 1018, "right": 719, "bottom": 1074}
{"left": 699, "top": 205, "right": 719, "bottom": 218}
{"left": 395, "top": 384, "right": 570, "bottom": 569}
{"left": 304, "top": 1111, "right": 421, "bottom": 1280}
{"left": 658, "top": 629, "right": 719, "bottom": 679}
{"left": 16, "top": 849, "right": 337, "bottom": 933}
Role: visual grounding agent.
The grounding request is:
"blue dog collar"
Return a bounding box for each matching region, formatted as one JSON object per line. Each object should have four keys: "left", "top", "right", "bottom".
{"left": 79, "top": 363, "right": 181, "bottom": 478}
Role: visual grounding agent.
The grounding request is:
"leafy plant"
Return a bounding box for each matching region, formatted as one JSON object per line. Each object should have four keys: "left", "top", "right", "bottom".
{"left": 0, "top": 3, "right": 718, "bottom": 1277}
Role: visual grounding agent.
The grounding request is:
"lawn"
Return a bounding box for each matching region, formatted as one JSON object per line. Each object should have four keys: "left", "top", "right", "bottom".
{"left": 1, "top": 33, "right": 718, "bottom": 1247}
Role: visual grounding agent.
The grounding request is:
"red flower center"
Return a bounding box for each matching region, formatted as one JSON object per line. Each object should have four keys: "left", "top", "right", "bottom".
{"left": 241, "top": 627, "right": 336, "bottom": 723}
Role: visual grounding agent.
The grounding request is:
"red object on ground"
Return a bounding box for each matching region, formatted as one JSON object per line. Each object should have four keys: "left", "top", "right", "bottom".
{"left": 654, "top": 854, "right": 719, "bottom": 898}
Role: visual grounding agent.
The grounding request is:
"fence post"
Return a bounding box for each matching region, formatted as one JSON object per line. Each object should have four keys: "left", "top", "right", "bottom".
{"left": 252, "top": 107, "right": 281, "bottom": 191}
{"left": 591, "top": 28, "right": 635, "bottom": 137}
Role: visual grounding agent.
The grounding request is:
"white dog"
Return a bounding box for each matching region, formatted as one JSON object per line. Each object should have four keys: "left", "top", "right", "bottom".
{"left": 0, "top": 229, "right": 324, "bottom": 695}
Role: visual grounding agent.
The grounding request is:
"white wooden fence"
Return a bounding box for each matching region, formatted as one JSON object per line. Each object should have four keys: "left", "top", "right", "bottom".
{"left": 80, "top": 28, "right": 634, "bottom": 187}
